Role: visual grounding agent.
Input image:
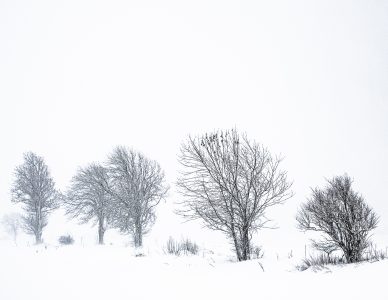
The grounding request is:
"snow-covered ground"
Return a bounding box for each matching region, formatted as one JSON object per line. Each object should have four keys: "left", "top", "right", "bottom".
{"left": 0, "top": 243, "right": 386, "bottom": 300}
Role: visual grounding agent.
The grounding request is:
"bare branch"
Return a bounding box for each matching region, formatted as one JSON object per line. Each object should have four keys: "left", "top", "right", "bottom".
{"left": 63, "top": 163, "right": 111, "bottom": 244}
{"left": 176, "top": 129, "right": 293, "bottom": 261}
{"left": 11, "top": 152, "right": 59, "bottom": 244}
{"left": 296, "top": 174, "right": 379, "bottom": 263}
{"left": 107, "top": 146, "right": 169, "bottom": 247}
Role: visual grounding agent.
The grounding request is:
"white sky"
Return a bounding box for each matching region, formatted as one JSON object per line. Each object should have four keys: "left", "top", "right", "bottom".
{"left": 1, "top": 0, "right": 387, "bottom": 255}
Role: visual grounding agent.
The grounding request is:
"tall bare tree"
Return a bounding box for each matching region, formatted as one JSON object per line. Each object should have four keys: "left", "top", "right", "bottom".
{"left": 296, "top": 174, "right": 379, "bottom": 263}
{"left": 11, "top": 152, "right": 59, "bottom": 244}
{"left": 64, "top": 163, "right": 111, "bottom": 244}
{"left": 177, "top": 129, "right": 293, "bottom": 261}
{"left": 1, "top": 213, "right": 22, "bottom": 245}
{"left": 108, "top": 146, "right": 168, "bottom": 247}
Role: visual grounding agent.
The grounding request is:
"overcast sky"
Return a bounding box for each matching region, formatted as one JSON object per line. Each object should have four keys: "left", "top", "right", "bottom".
{"left": 0, "top": 0, "right": 387, "bottom": 254}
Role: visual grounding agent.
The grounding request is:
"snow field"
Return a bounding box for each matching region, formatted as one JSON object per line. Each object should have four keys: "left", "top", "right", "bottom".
{"left": 0, "top": 245, "right": 386, "bottom": 300}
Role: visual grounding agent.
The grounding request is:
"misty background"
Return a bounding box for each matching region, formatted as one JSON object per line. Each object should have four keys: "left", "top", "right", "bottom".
{"left": 0, "top": 0, "right": 387, "bottom": 256}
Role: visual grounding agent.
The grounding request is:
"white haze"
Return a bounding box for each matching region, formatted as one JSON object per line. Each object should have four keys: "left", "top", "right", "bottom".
{"left": 0, "top": 0, "right": 387, "bottom": 256}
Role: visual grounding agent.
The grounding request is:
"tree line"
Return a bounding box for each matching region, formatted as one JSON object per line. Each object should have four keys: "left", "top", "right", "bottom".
{"left": 6, "top": 129, "right": 379, "bottom": 263}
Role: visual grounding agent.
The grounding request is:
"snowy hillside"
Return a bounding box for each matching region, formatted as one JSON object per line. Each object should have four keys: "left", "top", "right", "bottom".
{"left": 0, "top": 0, "right": 387, "bottom": 299}
{"left": 0, "top": 244, "right": 386, "bottom": 300}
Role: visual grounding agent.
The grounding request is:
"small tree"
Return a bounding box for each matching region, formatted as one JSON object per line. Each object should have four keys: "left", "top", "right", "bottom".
{"left": 64, "top": 163, "right": 111, "bottom": 244}
{"left": 177, "top": 129, "right": 293, "bottom": 261}
{"left": 296, "top": 174, "right": 378, "bottom": 263}
{"left": 11, "top": 152, "right": 59, "bottom": 244}
{"left": 108, "top": 146, "right": 168, "bottom": 247}
{"left": 1, "top": 213, "right": 21, "bottom": 245}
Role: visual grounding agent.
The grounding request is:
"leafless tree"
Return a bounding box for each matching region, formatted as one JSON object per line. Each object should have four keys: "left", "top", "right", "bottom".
{"left": 1, "top": 213, "right": 22, "bottom": 245}
{"left": 11, "top": 152, "right": 59, "bottom": 244}
{"left": 296, "top": 174, "right": 379, "bottom": 263}
{"left": 176, "top": 129, "right": 293, "bottom": 261}
{"left": 64, "top": 163, "right": 111, "bottom": 244}
{"left": 107, "top": 146, "right": 168, "bottom": 247}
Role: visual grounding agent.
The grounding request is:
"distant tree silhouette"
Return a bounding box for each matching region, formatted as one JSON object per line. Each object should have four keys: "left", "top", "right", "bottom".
{"left": 12, "top": 152, "right": 59, "bottom": 244}
{"left": 64, "top": 163, "right": 111, "bottom": 244}
{"left": 107, "top": 146, "right": 168, "bottom": 247}
{"left": 1, "top": 213, "right": 22, "bottom": 245}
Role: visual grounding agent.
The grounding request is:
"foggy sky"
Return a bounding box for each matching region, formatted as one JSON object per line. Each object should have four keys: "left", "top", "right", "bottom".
{"left": 1, "top": 0, "right": 387, "bottom": 254}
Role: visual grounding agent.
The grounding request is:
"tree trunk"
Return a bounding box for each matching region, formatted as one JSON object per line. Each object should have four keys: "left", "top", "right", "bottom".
{"left": 230, "top": 226, "right": 242, "bottom": 261}
{"left": 347, "top": 249, "right": 361, "bottom": 263}
{"left": 239, "top": 226, "right": 251, "bottom": 261}
{"left": 98, "top": 219, "right": 105, "bottom": 245}
{"left": 344, "top": 248, "right": 359, "bottom": 263}
{"left": 35, "top": 203, "right": 43, "bottom": 244}
{"left": 137, "top": 230, "right": 142, "bottom": 247}
{"left": 134, "top": 221, "right": 142, "bottom": 248}
{"left": 35, "top": 230, "right": 42, "bottom": 244}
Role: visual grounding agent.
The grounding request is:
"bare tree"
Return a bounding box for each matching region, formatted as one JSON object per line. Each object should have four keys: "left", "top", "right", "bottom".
{"left": 177, "top": 129, "right": 293, "bottom": 261}
{"left": 296, "top": 174, "right": 379, "bottom": 263}
{"left": 107, "top": 146, "right": 168, "bottom": 247}
{"left": 11, "top": 152, "right": 59, "bottom": 244}
{"left": 1, "top": 213, "right": 21, "bottom": 245}
{"left": 64, "top": 163, "right": 111, "bottom": 244}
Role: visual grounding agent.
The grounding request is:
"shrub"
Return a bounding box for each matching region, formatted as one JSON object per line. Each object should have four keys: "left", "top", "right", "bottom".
{"left": 164, "top": 237, "right": 199, "bottom": 256}
{"left": 180, "top": 238, "right": 199, "bottom": 255}
{"left": 58, "top": 235, "right": 74, "bottom": 245}
{"left": 297, "top": 174, "right": 378, "bottom": 263}
{"left": 363, "top": 244, "right": 387, "bottom": 262}
{"left": 251, "top": 245, "right": 264, "bottom": 259}
{"left": 165, "top": 237, "right": 181, "bottom": 255}
{"left": 297, "top": 253, "right": 345, "bottom": 271}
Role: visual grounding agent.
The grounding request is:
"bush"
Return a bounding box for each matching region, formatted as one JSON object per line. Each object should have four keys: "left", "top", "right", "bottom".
{"left": 165, "top": 237, "right": 181, "bottom": 255}
{"left": 297, "top": 253, "right": 345, "bottom": 271}
{"left": 180, "top": 238, "right": 199, "bottom": 255}
{"left": 363, "top": 244, "right": 387, "bottom": 262}
{"left": 164, "top": 237, "right": 199, "bottom": 256}
{"left": 58, "top": 235, "right": 74, "bottom": 245}
{"left": 296, "top": 174, "right": 378, "bottom": 263}
{"left": 251, "top": 245, "right": 264, "bottom": 259}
